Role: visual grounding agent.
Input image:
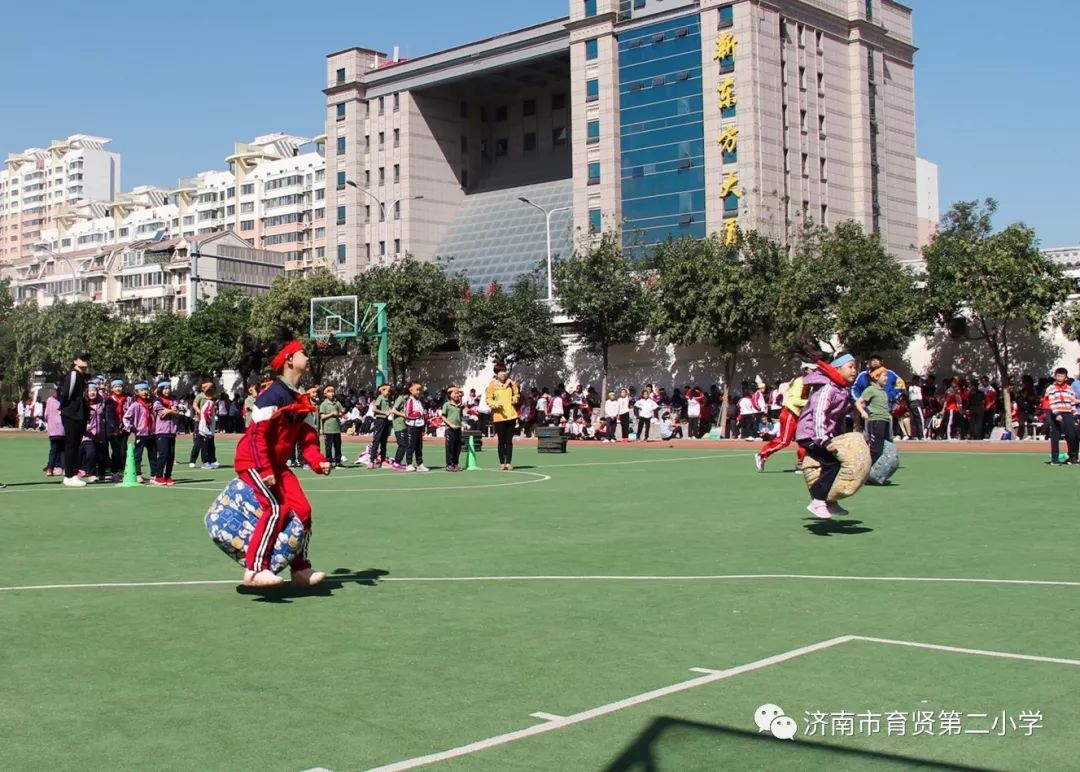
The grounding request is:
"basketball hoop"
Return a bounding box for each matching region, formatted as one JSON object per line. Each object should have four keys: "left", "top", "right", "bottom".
{"left": 314, "top": 331, "right": 333, "bottom": 350}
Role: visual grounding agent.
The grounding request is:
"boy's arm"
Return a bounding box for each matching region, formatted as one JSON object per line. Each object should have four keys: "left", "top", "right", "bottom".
{"left": 855, "top": 397, "right": 870, "bottom": 420}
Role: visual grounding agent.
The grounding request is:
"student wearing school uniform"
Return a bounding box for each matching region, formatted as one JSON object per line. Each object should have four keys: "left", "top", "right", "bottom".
{"left": 104, "top": 379, "right": 129, "bottom": 481}
{"left": 633, "top": 390, "right": 659, "bottom": 442}
{"left": 189, "top": 381, "right": 214, "bottom": 468}
{"left": 43, "top": 384, "right": 65, "bottom": 476}
{"left": 151, "top": 381, "right": 180, "bottom": 485}
{"left": 78, "top": 382, "right": 111, "bottom": 482}
{"left": 123, "top": 383, "right": 154, "bottom": 483}
{"left": 441, "top": 386, "right": 466, "bottom": 471}
{"left": 1045, "top": 368, "right": 1079, "bottom": 465}
{"left": 319, "top": 386, "right": 346, "bottom": 466}
{"left": 197, "top": 385, "right": 220, "bottom": 469}
{"left": 401, "top": 381, "right": 430, "bottom": 472}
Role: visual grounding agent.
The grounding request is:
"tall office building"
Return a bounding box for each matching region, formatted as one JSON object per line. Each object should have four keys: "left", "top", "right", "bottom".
{"left": 325, "top": 0, "right": 917, "bottom": 284}
{"left": 0, "top": 134, "right": 121, "bottom": 264}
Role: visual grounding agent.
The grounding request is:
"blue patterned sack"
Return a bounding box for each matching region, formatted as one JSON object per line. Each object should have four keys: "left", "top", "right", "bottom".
{"left": 867, "top": 440, "right": 900, "bottom": 485}
{"left": 204, "top": 477, "right": 305, "bottom": 574}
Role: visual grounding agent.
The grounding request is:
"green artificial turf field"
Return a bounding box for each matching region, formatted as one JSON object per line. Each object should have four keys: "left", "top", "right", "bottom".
{"left": 1, "top": 432, "right": 1078, "bottom": 772}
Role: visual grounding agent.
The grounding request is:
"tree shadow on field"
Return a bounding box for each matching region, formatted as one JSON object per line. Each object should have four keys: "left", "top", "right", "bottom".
{"left": 803, "top": 518, "right": 873, "bottom": 537}
{"left": 235, "top": 567, "right": 390, "bottom": 604}
{"left": 603, "top": 717, "right": 997, "bottom": 771}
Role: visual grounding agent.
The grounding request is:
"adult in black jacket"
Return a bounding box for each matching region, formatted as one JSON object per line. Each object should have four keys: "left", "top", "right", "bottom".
{"left": 60, "top": 352, "right": 91, "bottom": 487}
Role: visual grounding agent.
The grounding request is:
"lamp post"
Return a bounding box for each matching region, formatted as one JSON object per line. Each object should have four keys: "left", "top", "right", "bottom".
{"left": 344, "top": 181, "right": 423, "bottom": 263}
{"left": 517, "top": 197, "right": 570, "bottom": 301}
{"left": 33, "top": 242, "right": 84, "bottom": 301}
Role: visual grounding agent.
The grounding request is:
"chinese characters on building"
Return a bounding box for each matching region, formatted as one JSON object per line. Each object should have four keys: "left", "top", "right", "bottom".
{"left": 714, "top": 30, "right": 740, "bottom": 246}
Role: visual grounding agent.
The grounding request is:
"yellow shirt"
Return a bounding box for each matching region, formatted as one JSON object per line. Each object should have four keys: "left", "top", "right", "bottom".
{"left": 485, "top": 379, "right": 520, "bottom": 422}
{"left": 783, "top": 376, "right": 809, "bottom": 417}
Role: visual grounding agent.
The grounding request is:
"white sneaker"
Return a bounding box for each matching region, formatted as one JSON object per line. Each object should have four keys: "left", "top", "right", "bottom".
{"left": 201, "top": 463, "right": 213, "bottom": 470}
{"left": 405, "top": 464, "right": 417, "bottom": 472}
{"left": 209, "top": 462, "right": 220, "bottom": 470}
{"left": 188, "top": 462, "right": 196, "bottom": 469}
{"left": 754, "top": 455, "right": 765, "bottom": 472}
{"left": 62, "top": 476, "right": 87, "bottom": 488}
{"left": 416, "top": 464, "right": 430, "bottom": 472}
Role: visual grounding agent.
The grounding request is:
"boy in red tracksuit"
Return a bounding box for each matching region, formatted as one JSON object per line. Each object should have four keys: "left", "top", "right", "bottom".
{"left": 756, "top": 364, "right": 814, "bottom": 472}
{"left": 233, "top": 340, "right": 333, "bottom": 588}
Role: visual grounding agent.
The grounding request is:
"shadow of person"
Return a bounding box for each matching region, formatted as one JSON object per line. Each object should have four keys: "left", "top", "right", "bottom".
{"left": 803, "top": 518, "right": 873, "bottom": 537}
{"left": 235, "top": 567, "right": 390, "bottom": 603}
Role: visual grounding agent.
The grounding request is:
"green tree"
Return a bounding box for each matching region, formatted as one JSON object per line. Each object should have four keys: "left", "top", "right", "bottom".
{"left": 11, "top": 301, "right": 118, "bottom": 385}
{"left": 650, "top": 232, "right": 783, "bottom": 435}
{"left": 454, "top": 279, "right": 564, "bottom": 372}
{"left": 552, "top": 231, "right": 649, "bottom": 400}
{"left": 771, "top": 221, "right": 925, "bottom": 362}
{"left": 924, "top": 199, "right": 1071, "bottom": 431}
{"left": 351, "top": 256, "right": 464, "bottom": 383}
{"left": 185, "top": 290, "right": 258, "bottom": 379}
{"left": 249, "top": 269, "right": 349, "bottom": 384}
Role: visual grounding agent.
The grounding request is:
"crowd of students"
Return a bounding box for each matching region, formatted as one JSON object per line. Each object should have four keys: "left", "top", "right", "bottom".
{"left": 15, "top": 353, "right": 1080, "bottom": 490}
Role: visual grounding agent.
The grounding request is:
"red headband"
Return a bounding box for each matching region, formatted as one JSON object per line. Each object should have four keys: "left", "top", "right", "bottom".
{"left": 270, "top": 340, "right": 304, "bottom": 372}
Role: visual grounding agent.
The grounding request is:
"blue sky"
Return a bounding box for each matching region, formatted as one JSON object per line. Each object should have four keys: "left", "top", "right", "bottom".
{"left": 0, "top": 0, "right": 1075, "bottom": 246}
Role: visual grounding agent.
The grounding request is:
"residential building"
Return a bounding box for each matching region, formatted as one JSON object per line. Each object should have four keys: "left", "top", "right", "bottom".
{"left": 6, "top": 231, "right": 286, "bottom": 317}
{"left": 0, "top": 134, "right": 120, "bottom": 264}
{"left": 325, "top": 0, "right": 918, "bottom": 285}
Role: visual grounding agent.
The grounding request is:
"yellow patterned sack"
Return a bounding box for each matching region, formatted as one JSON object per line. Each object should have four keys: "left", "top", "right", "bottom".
{"left": 802, "top": 432, "right": 871, "bottom": 501}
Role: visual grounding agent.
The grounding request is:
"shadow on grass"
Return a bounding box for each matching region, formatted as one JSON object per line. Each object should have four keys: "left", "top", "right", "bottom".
{"left": 603, "top": 718, "right": 997, "bottom": 771}
{"left": 803, "top": 518, "right": 874, "bottom": 537}
{"left": 235, "top": 568, "right": 390, "bottom": 604}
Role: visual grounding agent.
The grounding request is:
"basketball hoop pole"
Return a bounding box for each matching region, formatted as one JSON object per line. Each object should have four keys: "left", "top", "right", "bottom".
{"left": 360, "top": 302, "right": 389, "bottom": 387}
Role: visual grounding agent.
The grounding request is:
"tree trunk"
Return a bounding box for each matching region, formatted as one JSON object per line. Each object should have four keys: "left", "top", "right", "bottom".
{"left": 983, "top": 320, "right": 1013, "bottom": 433}
{"left": 600, "top": 344, "right": 609, "bottom": 417}
{"left": 719, "top": 352, "right": 737, "bottom": 439}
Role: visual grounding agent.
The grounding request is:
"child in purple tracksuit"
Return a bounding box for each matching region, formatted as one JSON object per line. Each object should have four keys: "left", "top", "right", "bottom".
{"left": 151, "top": 381, "right": 180, "bottom": 485}
{"left": 123, "top": 383, "right": 154, "bottom": 483}
{"left": 795, "top": 353, "right": 859, "bottom": 520}
{"left": 43, "top": 384, "right": 65, "bottom": 476}
{"left": 80, "top": 383, "right": 110, "bottom": 481}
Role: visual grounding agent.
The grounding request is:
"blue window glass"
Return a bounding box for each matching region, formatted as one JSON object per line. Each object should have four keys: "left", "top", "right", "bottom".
{"left": 722, "top": 147, "right": 737, "bottom": 164}
{"left": 618, "top": 14, "right": 706, "bottom": 252}
{"left": 723, "top": 193, "right": 739, "bottom": 214}
{"left": 589, "top": 208, "right": 602, "bottom": 233}
{"left": 336, "top": 136, "right": 345, "bottom": 154}
{"left": 337, "top": 244, "right": 346, "bottom": 263}
{"left": 336, "top": 170, "right": 346, "bottom": 189}
{"left": 719, "top": 5, "right": 734, "bottom": 27}
{"left": 587, "top": 120, "right": 600, "bottom": 141}
{"left": 585, "top": 39, "right": 598, "bottom": 60}
{"left": 588, "top": 162, "right": 601, "bottom": 185}
{"left": 335, "top": 103, "right": 346, "bottom": 120}
{"left": 586, "top": 79, "right": 599, "bottom": 102}
{"left": 585, "top": 0, "right": 597, "bottom": 17}
{"left": 721, "top": 102, "right": 736, "bottom": 119}
{"left": 336, "top": 205, "right": 346, "bottom": 223}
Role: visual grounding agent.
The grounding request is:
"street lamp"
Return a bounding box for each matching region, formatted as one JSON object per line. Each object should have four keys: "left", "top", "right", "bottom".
{"left": 517, "top": 197, "right": 570, "bottom": 301}
{"left": 33, "top": 242, "right": 84, "bottom": 301}
{"left": 344, "top": 180, "right": 423, "bottom": 263}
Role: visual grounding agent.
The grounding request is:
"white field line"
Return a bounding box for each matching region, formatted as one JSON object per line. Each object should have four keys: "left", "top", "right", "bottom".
{"left": 0, "top": 453, "right": 749, "bottom": 495}
{"left": 368, "top": 634, "right": 1080, "bottom": 771}
{"left": 851, "top": 635, "right": 1080, "bottom": 667}
{"left": 528, "top": 712, "right": 563, "bottom": 722}
{"left": 4, "top": 572, "right": 1080, "bottom": 594}
{"left": 364, "top": 636, "right": 854, "bottom": 772}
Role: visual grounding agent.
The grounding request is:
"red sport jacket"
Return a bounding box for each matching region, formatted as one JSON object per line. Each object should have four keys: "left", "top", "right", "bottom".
{"left": 234, "top": 379, "right": 326, "bottom": 477}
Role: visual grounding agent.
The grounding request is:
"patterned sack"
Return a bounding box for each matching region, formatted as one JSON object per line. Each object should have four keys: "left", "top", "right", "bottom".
{"left": 204, "top": 477, "right": 305, "bottom": 574}
{"left": 802, "top": 432, "right": 871, "bottom": 501}
{"left": 867, "top": 440, "right": 900, "bottom": 485}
